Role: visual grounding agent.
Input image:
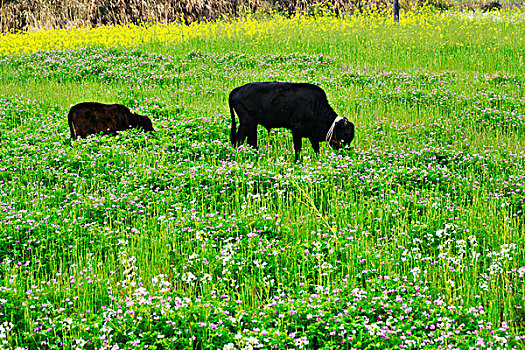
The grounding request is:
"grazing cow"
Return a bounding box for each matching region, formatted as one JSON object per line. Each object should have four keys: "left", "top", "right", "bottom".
{"left": 229, "top": 82, "right": 354, "bottom": 161}
{"left": 68, "top": 102, "right": 154, "bottom": 140}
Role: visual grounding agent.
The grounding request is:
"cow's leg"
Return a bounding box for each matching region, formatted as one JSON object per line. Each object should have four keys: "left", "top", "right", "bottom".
{"left": 236, "top": 122, "right": 249, "bottom": 146}
{"left": 247, "top": 125, "right": 258, "bottom": 149}
{"left": 292, "top": 131, "right": 302, "bottom": 162}
{"left": 309, "top": 138, "right": 320, "bottom": 154}
{"left": 237, "top": 123, "right": 258, "bottom": 149}
{"left": 232, "top": 106, "right": 251, "bottom": 147}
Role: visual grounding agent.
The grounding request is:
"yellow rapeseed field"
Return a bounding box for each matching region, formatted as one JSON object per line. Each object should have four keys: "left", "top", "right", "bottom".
{"left": 0, "top": 8, "right": 523, "bottom": 56}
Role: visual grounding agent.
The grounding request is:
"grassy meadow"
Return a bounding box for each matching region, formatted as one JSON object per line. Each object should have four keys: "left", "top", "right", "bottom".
{"left": 0, "top": 7, "right": 525, "bottom": 350}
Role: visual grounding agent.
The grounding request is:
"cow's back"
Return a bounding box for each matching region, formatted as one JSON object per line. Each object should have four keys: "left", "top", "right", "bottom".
{"left": 230, "top": 82, "right": 335, "bottom": 130}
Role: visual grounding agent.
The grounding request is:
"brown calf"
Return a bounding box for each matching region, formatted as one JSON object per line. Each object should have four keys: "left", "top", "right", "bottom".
{"left": 68, "top": 102, "right": 154, "bottom": 140}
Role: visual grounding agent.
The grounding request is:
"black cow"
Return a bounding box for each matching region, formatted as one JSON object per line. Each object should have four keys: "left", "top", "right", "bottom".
{"left": 229, "top": 82, "right": 354, "bottom": 161}
{"left": 68, "top": 102, "right": 154, "bottom": 140}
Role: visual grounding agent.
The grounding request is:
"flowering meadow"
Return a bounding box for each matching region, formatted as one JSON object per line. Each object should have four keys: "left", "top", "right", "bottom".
{"left": 1, "top": 7, "right": 525, "bottom": 350}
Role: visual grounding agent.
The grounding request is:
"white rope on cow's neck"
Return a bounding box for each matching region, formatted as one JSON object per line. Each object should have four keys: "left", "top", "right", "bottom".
{"left": 325, "top": 116, "right": 344, "bottom": 142}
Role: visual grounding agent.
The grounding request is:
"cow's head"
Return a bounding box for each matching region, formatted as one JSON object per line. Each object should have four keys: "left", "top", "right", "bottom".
{"left": 135, "top": 114, "right": 155, "bottom": 132}
{"left": 330, "top": 118, "right": 354, "bottom": 150}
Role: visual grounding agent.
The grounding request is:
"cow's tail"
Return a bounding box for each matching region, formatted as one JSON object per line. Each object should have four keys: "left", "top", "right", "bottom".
{"left": 68, "top": 109, "right": 76, "bottom": 140}
{"left": 229, "top": 95, "right": 237, "bottom": 147}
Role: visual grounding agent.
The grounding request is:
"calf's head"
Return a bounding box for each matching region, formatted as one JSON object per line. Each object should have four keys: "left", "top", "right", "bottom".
{"left": 330, "top": 118, "right": 355, "bottom": 150}
{"left": 133, "top": 113, "right": 155, "bottom": 132}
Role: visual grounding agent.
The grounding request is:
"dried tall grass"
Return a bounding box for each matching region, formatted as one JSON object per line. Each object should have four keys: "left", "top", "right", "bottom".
{"left": 2, "top": 0, "right": 513, "bottom": 33}
{"left": 0, "top": 0, "right": 386, "bottom": 33}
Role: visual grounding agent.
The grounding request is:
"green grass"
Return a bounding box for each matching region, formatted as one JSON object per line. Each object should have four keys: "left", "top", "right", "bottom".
{"left": 0, "top": 8, "right": 524, "bottom": 350}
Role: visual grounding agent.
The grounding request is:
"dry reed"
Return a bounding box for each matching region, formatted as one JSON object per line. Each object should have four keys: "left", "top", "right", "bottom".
{"left": 0, "top": 0, "right": 383, "bottom": 33}
{"left": 0, "top": 0, "right": 516, "bottom": 33}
